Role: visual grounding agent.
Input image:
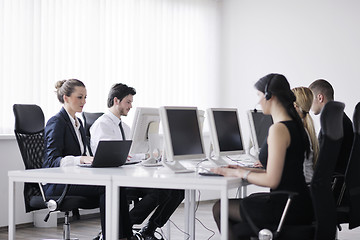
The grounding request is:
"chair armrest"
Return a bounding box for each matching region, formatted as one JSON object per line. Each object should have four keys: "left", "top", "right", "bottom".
{"left": 43, "top": 184, "right": 71, "bottom": 222}
{"left": 332, "top": 172, "right": 345, "bottom": 179}
{"left": 240, "top": 191, "right": 298, "bottom": 239}
{"left": 331, "top": 173, "right": 346, "bottom": 206}
{"left": 55, "top": 184, "right": 69, "bottom": 206}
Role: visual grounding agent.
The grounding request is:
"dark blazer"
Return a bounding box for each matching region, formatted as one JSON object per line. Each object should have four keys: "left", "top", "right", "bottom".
{"left": 43, "top": 107, "right": 92, "bottom": 169}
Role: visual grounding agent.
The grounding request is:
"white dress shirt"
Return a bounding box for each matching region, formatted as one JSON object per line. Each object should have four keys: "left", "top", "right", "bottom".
{"left": 90, "top": 110, "right": 131, "bottom": 154}
{"left": 90, "top": 110, "right": 145, "bottom": 161}
{"left": 60, "top": 110, "right": 90, "bottom": 167}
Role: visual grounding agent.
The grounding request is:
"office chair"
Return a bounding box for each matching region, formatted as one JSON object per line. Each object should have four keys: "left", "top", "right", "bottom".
{"left": 13, "top": 104, "right": 99, "bottom": 240}
{"left": 337, "top": 102, "right": 360, "bottom": 230}
{"left": 233, "top": 101, "right": 344, "bottom": 240}
{"left": 81, "top": 112, "right": 104, "bottom": 141}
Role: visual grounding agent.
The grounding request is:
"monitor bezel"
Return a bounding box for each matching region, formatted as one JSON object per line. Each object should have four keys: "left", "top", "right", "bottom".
{"left": 129, "top": 107, "right": 160, "bottom": 155}
{"left": 160, "top": 106, "right": 206, "bottom": 162}
{"left": 207, "top": 108, "right": 246, "bottom": 157}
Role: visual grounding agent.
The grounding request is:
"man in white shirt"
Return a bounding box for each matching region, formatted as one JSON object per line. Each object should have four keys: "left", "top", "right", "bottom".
{"left": 90, "top": 83, "right": 184, "bottom": 240}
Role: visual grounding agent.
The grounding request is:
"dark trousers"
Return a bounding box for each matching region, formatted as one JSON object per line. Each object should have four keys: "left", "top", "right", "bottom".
{"left": 128, "top": 188, "right": 184, "bottom": 228}
{"left": 44, "top": 184, "right": 132, "bottom": 239}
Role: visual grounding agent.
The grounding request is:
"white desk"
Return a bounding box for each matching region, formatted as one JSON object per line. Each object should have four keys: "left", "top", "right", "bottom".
{"left": 8, "top": 166, "right": 243, "bottom": 240}
{"left": 8, "top": 167, "right": 113, "bottom": 240}
{"left": 110, "top": 165, "right": 242, "bottom": 240}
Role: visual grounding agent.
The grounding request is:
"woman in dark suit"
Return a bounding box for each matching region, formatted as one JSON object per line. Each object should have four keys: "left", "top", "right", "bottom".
{"left": 43, "top": 79, "right": 132, "bottom": 240}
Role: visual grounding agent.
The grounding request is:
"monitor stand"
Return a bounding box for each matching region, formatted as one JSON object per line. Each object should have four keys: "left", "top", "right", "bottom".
{"left": 207, "top": 144, "right": 229, "bottom": 166}
{"left": 142, "top": 155, "right": 162, "bottom": 167}
{"left": 161, "top": 151, "right": 194, "bottom": 173}
{"left": 141, "top": 128, "right": 162, "bottom": 167}
{"left": 162, "top": 160, "right": 194, "bottom": 173}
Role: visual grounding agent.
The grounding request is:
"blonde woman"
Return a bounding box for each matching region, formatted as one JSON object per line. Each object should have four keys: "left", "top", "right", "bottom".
{"left": 292, "top": 87, "right": 319, "bottom": 183}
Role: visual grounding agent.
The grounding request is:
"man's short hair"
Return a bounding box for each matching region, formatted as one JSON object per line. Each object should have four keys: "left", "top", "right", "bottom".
{"left": 309, "top": 79, "right": 334, "bottom": 101}
{"left": 107, "top": 83, "right": 136, "bottom": 108}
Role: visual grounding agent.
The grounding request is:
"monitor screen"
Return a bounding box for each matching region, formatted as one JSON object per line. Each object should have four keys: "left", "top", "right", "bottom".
{"left": 207, "top": 108, "right": 245, "bottom": 156}
{"left": 160, "top": 106, "right": 206, "bottom": 161}
{"left": 247, "top": 110, "right": 273, "bottom": 153}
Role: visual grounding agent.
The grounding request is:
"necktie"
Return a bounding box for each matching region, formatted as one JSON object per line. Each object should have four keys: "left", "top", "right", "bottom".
{"left": 119, "top": 121, "right": 126, "bottom": 140}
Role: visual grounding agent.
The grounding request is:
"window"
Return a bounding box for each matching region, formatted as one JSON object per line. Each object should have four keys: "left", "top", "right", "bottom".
{"left": 0, "top": 0, "right": 220, "bottom": 133}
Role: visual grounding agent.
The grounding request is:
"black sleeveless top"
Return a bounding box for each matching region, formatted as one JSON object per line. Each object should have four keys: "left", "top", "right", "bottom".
{"left": 244, "top": 121, "right": 313, "bottom": 225}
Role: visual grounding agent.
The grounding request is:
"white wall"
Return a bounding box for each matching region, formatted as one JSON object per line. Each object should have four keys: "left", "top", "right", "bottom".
{"left": 0, "top": 136, "right": 33, "bottom": 227}
{"left": 220, "top": 0, "right": 360, "bottom": 142}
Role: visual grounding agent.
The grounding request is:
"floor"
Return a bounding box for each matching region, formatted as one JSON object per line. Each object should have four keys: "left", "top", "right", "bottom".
{"left": 0, "top": 200, "right": 359, "bottom": 240}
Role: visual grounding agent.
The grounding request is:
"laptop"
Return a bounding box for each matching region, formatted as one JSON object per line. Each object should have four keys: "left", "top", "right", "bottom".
{"left": 80, "top": 140, "right": 132, "bottom": 168}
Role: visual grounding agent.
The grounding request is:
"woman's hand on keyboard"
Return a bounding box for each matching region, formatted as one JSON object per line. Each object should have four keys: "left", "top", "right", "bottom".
{"left": 253, "top": 160, "right": 263, "bottom": 168}
{"left": 210, "top": 166, "right": 244, "bottom": 177}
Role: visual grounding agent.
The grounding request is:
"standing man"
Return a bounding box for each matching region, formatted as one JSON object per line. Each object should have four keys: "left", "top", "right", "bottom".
{"left": 309, "top": 79, "right": 353, "bottom": 205}
{"left": 90, "top": 83, "right": 184, "bottom": 240}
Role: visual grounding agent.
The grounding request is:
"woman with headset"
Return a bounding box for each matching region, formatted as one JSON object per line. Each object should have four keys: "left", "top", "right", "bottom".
{"left": 211, "top": 74, "right": 314, "bottom": 240}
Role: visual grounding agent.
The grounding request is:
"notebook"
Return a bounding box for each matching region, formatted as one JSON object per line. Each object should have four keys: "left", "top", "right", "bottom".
{"left": 80, "top": 140, "right": 132, "bottom": 168}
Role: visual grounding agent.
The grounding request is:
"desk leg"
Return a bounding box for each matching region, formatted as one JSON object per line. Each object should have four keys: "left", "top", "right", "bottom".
{"left": 8, "top": 178, "right": 15, "bottom": 240}
{"left": 241, "top": 185, "right": 247, "bottom": 198}
{"left": 220, "top": 189, "right": 229, "bottom": 240}
{"left": 107, "top": 183, "right": 115, "bottom": 240}
{"left": 184, "top": 189, "right": 196, "bottom": 240}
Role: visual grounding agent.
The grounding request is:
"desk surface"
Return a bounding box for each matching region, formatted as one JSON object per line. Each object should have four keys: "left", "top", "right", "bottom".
{"left": 9, "top": 165, "right": 242, "bottom": 188}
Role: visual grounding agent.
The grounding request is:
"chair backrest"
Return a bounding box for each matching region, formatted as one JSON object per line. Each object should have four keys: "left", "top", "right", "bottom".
{"left": 311, "top": 101, "right": 344, "bottom": 239}
{"left": 13, "top": 104, "right": 45, "bottom": 169}
{"left": 13, "top": 104, "right": 45, "bottom": 212}
{"left": 345, "top": 102, "right": 360, "bottom": 229}
{"left": 82, "top": 112, "right": 104, "bottom": 138}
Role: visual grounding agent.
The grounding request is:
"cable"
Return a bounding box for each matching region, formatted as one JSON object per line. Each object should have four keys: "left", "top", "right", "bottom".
{"left": 195, "top": 190, "right": 201, "bottom": 212}
{"left": 160, "top": 189, "right": 218, "bottom": 240}
{"left": 195, "top": 217, "right": 216, "bottom": 239}
{"left": 196, "top": 158, "right": 209, "bottom": 168}
{"left": 166, "top": 219, "right": 190, "bottom": 240}
{"left": 194, "top": 190, "right": 219, "bottom": 239}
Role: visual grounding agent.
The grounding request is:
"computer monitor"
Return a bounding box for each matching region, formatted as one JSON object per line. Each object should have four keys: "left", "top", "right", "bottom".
{"left": 129, "top": 107, "right": 161, "bottom": 166}
{"left": 207, "top": 108, "right": 245, "bottom": 166}
{"left": 247, "top": 109, "right": 273, "bottom": 155}
{"left": 160, "top": 106, "right": 206, "bottom": 172}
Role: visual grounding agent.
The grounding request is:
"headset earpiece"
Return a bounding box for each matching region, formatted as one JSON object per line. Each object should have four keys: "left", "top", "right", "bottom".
{"left": 264, "top": 78, "right": 272, "bottom": 100}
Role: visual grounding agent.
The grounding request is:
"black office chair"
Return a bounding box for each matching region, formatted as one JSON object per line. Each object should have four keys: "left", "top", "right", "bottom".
{"left": 13, "top": 104, "right": 99, "bottom": 240}
{"left": 233, "top": 101, "right": 344, "bottom": 240}
{"left": 337, "top": 102, "right": 360, "bottom": 230}
{"left": 82, "top": 112, "right": 104, "bottom": 142}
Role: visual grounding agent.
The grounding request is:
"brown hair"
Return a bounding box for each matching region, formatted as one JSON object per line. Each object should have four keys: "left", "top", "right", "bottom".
{"left": 55, "top": 79, "right": 85, "bottom": 103}
{"left": 292, "top": 87, "right": 319, "bottom": 167}
{"left": 309, "top": 79, "right": 334, "bottom": 101}
{"left": 107, "top": 83, "right": 136, "bottom": 108}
